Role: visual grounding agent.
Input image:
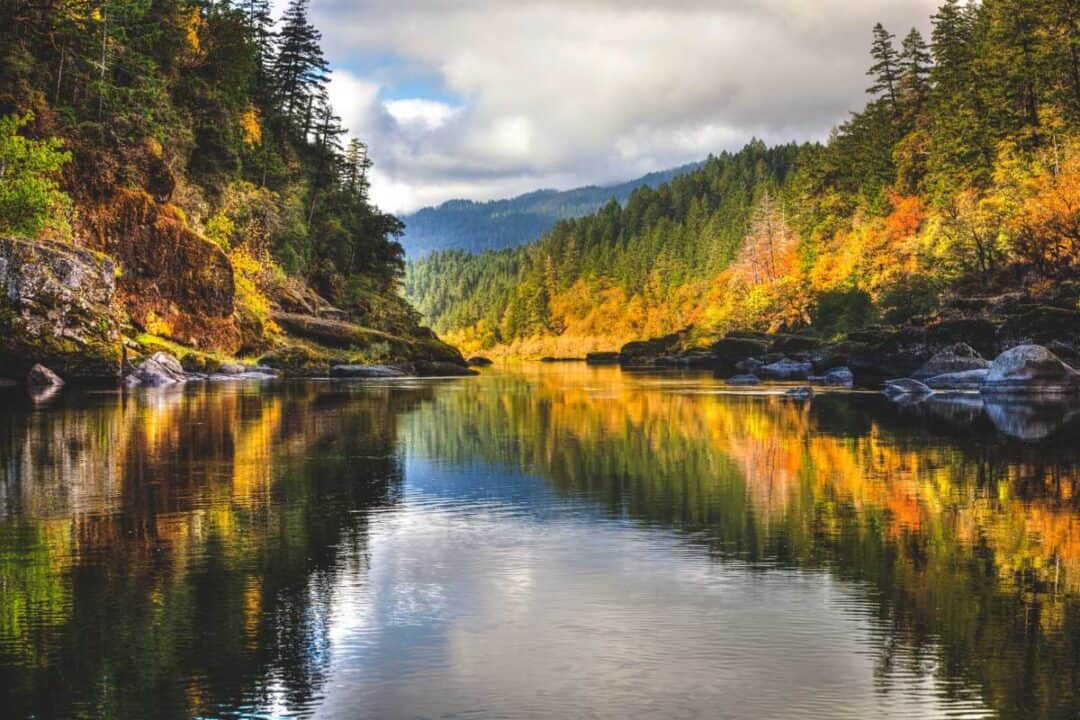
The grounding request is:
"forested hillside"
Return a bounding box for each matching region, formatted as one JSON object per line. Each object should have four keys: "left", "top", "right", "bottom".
{"left": 406, "top": 0, "right": 1080, "bottom": 358}
{"left": 0, "top": 0, "right": 459, "bottom": 376}
{"left": 400, "top": 162, "right": 702, "bottom": 257}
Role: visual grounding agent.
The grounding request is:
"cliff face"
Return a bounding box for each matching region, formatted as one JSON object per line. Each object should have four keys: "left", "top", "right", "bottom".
{"left": 0, "top": 236, "right": 122, "bottom": 378}
{"left": 97, "top": 189, "right": 242, "bottom": 354}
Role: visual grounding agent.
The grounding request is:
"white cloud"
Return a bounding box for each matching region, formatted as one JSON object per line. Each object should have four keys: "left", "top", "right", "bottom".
{"left": 309, "top": 0, "right": 941, "bottom": 213}
{"left": 384, "top": 98, "right": 458, "bottom": 131}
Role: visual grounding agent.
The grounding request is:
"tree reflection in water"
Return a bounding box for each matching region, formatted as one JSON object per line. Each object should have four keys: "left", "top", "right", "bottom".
{"left": 0, "top": 367, "right": 1077, "bottom": 719}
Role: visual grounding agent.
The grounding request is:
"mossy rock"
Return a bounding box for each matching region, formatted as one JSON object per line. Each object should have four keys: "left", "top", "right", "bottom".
{"left": 0, "top": 236, "right": 122, "bottom": 379}
{"left": 260, "top": 345, "right": 332, "bottom": 377}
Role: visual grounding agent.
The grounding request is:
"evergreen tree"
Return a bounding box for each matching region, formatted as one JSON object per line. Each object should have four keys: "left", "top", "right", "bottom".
{"left": 341, "top": 138, "right": 372, "bottom": 199}
{"left": 867, "top": 23, "right": 900, "bottom": 112}
{"left": 272, "top": 0, "right": 330, "bottom": 132}
{"left": 898, "top": 28, "right": 932, "bottom": 116}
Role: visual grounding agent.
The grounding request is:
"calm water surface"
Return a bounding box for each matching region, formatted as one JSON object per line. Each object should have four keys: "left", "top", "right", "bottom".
{"left": 1, "top": 365, "right": 1078, "bottom": 719}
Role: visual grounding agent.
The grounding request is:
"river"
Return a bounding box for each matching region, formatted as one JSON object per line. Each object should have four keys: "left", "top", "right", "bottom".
{"left": 1, "top": 365, "right": 1077, "bottom": 719}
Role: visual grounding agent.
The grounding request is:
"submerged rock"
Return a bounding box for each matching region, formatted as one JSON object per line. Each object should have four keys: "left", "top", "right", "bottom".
{"left": 330, "top": 364, "right": 409, "bottom": 378}
{"left": 207, "top": 370, "right": 278, "bottom": 381}
{"left": 759, "top": 358, "right": 813, "bottom": 380}
{"left": 0, "top": 236, "right": 122, "bottom": 379}
{"left": 980, "top": 345, "right": 1080, "bottom": 395}
{"left": 883, "top": 378, "right": 934, "bottom": 402}
{"left": 26, "top": 363, "right": 64, "bottom": 390}
{"left": 810, "top": 366, "right": 854, "bottom": 388}
{"left": 785, "top": 386, "right": 814, "bottom": 400}
{"left": 125, "top": 352, "right": 188, "bottom": 387}
{"left": 924, "top": 369, "right": 989, "bottom": 389}
{"left": 409, "top": 361, "right": 478, "bottom": 377}
{"left": 913, "top": 343, "right": 989, "bottom": 379}
{"left": 726, "top": 374, "right": 762, "bottom": 386}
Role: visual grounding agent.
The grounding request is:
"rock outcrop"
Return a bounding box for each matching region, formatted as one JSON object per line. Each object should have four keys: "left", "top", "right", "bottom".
{"left": 0, "top": 236, "right": 122, "bottom": 379}
{"left": 980, "top": 345, "right": 1080, "bottom": 395}
{"left": 100, "top": 190, "right": 241, "bottom": 352}
{"left": 619, "top": 331, "right": 687, "bottom": 368}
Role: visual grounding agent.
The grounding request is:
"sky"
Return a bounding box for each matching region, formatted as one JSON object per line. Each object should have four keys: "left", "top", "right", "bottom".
{"left": 290, "top": 0, "right": 941, "bottom": 214}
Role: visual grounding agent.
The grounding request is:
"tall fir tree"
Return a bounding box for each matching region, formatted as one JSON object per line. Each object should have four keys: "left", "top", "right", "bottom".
{"left": 867, "top": 23, "right": 900, "bottom": 112}
{"left": 898, "top": 28, "right": 932, "bottom": 117}
{"left": 271, "top": 0, "right": 330, "bottom": 132}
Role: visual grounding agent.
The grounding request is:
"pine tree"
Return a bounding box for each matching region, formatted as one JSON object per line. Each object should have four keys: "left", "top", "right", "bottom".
{"left": 272, "top": 0, "right": 329, "bottom": 131}
{"left": 243, "top": 0, "right": 276, "bottom": 91}
{"left": 341, "top": 138, "right": 371, "bottom": 199}
{"left": 898, "top": 28, "right": 932, "bottom": 115}
{"left": 867, "top": 23, "right": 900, "bottom": 112}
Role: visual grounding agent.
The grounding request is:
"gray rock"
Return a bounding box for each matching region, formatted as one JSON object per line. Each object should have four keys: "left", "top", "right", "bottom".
{"left": 785, "top": 386, "right": 814, "bottom": 399}
{"left": 980, "top": 345, "right": 1080, "bottom": 395}
{"left": 759, "top": 358, "right": 813, "bottom": 380}
{"left": 218, "top": 362, "right": 248, "bottom": 375}
{"left": 811, "top": 366, "right": 854, "bottom": 387}
{"left": 330, "top": 364, "right": 409, "bottom": 378}
{"left": 913, "top": 343, "right": 990, "bottom": 379}
{"left": 125, "top": 352, "right": 188, "bottom": 387}
{"left": 726, "top": 374, "right": 762, "bottom": 386}
{"left": 26, "top": 363, "right": 64, "bottom": 389}
{"left": 735, "top": 358, "right": 766, "bottom": 375}
{"left": 0, "top": 236, "right": 122, "bottom": 378}
{"left": 883, "top": 378, "right": 934, "bottom": 401}
{"left": 924, "top": 368, "right": 989, "bottom": 389}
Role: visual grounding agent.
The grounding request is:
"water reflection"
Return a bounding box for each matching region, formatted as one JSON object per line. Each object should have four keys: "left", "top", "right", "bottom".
{"left": 0, "top": 368, "right": 1077, "bottom": 719}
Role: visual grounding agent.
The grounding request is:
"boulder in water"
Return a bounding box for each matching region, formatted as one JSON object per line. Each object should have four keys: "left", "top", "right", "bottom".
{"left": 913, "top": 343, "right": 989, "bottom": 379}
{"left": 468, "top": 356, "right": 494, "bottom": 367}
{"left": 811, "top": 366, "right": 854, "bottom": 387}
{"left": 883, "top": 378, "right": 934, "bottom": 402}
{"left": 785, "top": 386, "right": 814, "bottom": 400}
{"left": 125, "top": 352, "right": 188, "bottom": 387}
{"left": 726, "top": 374, "right": 762, "bottom": 386}
{"left": 330, "top": 364, "right": 409, "bottom": 378}
{"left": 26, "top": 363, "right": 64, "bottom": 389}
{"left": 924, "top": 369, "right": 989, "bottom": 389}
{"left": 980, "top": 345, "right": 1080, "bottom": 395}
{"left": 759, "top": 358, "right": 813, "bottom": 380}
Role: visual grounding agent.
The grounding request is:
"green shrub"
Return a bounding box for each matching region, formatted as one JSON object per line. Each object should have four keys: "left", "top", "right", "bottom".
{"left": 0, "top": 113, "right": 72, "bottom": 240}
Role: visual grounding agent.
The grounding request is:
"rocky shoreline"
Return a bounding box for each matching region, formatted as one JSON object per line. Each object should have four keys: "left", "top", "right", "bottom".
{"left": 0, "top": 234, "right": 476, "bottom": 396}
{"left": 596, "top": 300, "right": 1080, "bottom": 400}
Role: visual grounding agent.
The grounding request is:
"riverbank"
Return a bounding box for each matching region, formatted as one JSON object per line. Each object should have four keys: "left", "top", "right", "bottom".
{"left": 0, "top": 235, "right": 474, "bottom": 393}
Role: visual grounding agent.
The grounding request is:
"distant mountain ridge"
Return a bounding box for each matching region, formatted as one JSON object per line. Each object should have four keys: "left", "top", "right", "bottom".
{"left": 400, "top": 162, "right": 704, "bottom": 257}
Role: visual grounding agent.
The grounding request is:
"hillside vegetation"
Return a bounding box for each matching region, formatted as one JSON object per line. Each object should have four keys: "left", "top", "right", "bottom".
{"left": 400, "top": 162, "right": 701, "bottom": 257}
{"left": 0, "top": 0, "right": 460, "bottom": 375}
{"left": 406, "top": 0, "right": 1080, "bottom": 358}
